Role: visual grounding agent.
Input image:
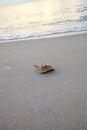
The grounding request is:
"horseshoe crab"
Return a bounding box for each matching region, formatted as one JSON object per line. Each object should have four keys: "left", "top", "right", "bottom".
{"left": 34, "top": 64, "right": 55, "bottom": 74}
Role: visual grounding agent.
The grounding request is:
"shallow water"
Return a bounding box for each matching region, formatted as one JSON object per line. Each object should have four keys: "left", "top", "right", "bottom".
{"left": 0, "top": 0, "right": 87, "bottom": 40}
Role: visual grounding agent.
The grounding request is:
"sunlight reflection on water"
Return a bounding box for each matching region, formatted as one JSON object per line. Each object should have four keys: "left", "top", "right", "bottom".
{"left": 0, "top": 0, "right": 87, "bottom": 40}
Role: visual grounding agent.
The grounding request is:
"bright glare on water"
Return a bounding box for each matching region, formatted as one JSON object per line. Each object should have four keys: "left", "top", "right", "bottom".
{"left": 0, "top": 0, "right": 87, "bottom": 40}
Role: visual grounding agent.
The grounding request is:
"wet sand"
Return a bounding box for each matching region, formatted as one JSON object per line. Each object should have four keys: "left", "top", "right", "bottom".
{"left": 0, "top": 32, "right": 87, "bottom": 130}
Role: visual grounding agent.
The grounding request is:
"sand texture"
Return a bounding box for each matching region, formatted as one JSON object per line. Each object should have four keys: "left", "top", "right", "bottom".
{"left": 0, "top": 32, "right": 87, "bottom": 130}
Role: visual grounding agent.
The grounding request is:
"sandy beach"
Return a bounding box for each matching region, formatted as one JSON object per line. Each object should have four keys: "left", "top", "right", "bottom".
{"left": 0, "top": 32, "right": 87, "bottom": 130}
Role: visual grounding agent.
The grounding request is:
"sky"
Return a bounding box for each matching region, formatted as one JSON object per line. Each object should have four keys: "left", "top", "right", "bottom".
{"left": 0, "top": 0, "right": 37, "bottom": 6}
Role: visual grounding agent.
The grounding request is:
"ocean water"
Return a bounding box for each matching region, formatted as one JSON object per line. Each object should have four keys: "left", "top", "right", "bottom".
{"left": 0, "top": 0, "right": 87, "bottom": 41}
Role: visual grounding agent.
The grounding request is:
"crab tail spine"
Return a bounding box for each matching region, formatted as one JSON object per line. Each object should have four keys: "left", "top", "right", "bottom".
{"left": 34, "top": 65, "right": 38, "bottom": 68}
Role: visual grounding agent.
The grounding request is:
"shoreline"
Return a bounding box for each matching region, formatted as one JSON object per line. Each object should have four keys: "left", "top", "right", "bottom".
{"left": 0, "top": 30, "right": 87, "bottom": 43}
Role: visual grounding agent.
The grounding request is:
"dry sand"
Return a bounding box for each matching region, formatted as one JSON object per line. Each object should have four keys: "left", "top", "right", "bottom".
{"left": 0, "top": 32, "right": 87, "bottom": 130}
